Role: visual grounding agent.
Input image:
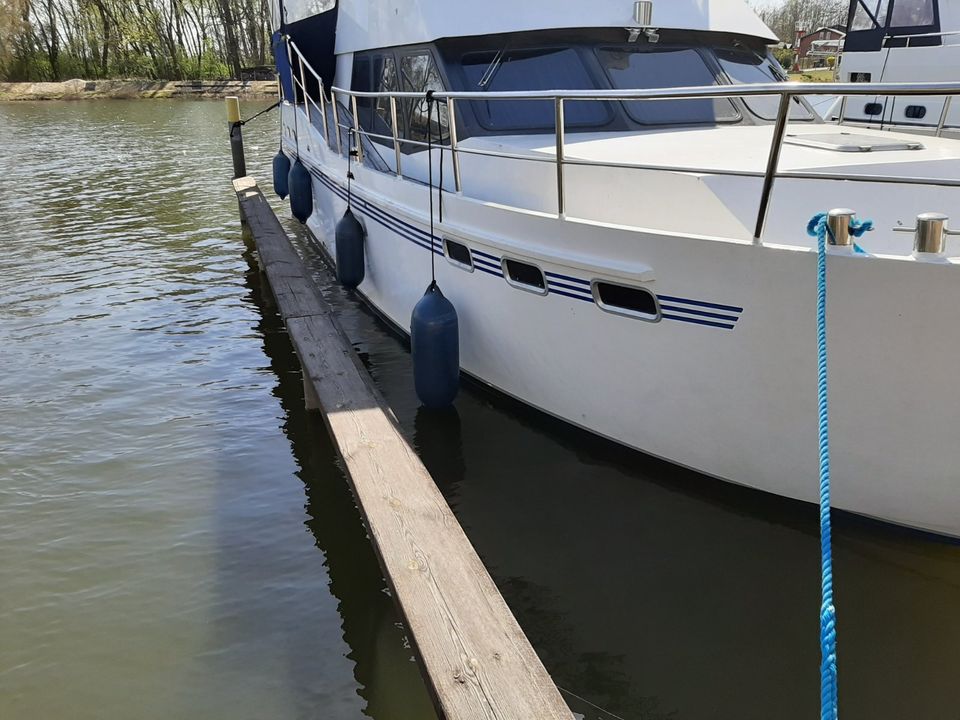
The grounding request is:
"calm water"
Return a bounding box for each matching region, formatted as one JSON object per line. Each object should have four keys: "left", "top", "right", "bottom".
{"left": 1, "top": 100, "right": 959, "bottom": 720}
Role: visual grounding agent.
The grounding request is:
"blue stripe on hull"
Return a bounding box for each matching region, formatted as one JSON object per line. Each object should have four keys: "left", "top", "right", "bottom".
{"left": 656, "top": 294, "right": 743, "bottom": 314}
{"left": 307, "top": 163, "right": 743, "bottom": 331}
{"left": 659, "top": 304, "right": 740, "bottom": 323}
{"left": 661, "top": 313, "right": 736, "bottom": 330}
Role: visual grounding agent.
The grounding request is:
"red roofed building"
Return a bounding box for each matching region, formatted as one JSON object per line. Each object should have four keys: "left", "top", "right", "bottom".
{"left": 795, "top": 25, "right": 846, "bottom": 68}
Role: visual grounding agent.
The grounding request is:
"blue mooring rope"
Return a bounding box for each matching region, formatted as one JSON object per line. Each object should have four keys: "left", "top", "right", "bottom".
{"left": 805, "top": 212, "right": 872, "bottom": 720}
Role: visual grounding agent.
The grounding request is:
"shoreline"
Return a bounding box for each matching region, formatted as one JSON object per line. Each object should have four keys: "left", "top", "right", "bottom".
{"left": 0, "top": 78, "right": 278, "bottom": 101}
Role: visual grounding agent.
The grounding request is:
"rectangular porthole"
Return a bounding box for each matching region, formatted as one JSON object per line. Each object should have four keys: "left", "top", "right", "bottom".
{"left": 592, "top": 280, "right": 660, "bottom": 322}
{"left": 864, "top": 102, "right": 883, "bottom": 116}
{"left": 502, "top": 258, "right": 547, "bottom": 294}
{"left": 905, "top": 105, "right": 927, "bottom": 120}
{"left": 444, "top": 238, "right": 473, "bottom": 271}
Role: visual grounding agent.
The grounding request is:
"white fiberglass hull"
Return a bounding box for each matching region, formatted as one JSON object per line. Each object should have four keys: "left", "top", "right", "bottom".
{"left": 284, "top": 106, "right": 960, "bottom": 538}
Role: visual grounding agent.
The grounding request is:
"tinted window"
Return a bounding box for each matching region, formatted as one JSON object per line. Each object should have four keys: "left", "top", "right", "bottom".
{"left": 891, "top": 0, "right": 935, "bottom": 26}
{"left": 715, "top": 49, "right": 812, "bottom": 121}
{"left": 851, "top": 0, "right": 891, "bottom": 30}
{"left": 352, "top": 55, "right": 373, "bottom": 131}
{"left": 400, "top": 52, "right": 448, "bottom": 149}
{"left": 444, "top": 238, "right": 472, "bottom": 269}
{"left": 461, "top": 48, "right": 611, "bottom": 130}
{"left": 284, "top": 0, "right": 335, "bottom": 23}
{"left": 372, "top": 54, "right": 398, "bottom": 144}
{"left": 353, "top": 54, "right": 400, "bottom": 147}
{"left": 352, "top": 56, "right": 371, "bottom": 92}
{"left": 597, "top": 47, "right": 738, "bottom": 125}
{"left": 503, "top": 259, "right": 546, "bottom": 291}
{"left": 595, "top": 282, "right": 658, "bottom": 318}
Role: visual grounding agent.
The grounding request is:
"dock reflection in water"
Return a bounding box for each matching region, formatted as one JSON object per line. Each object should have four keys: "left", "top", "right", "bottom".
{"left": 291, "top": 207, "right": 960, "bottom": 720}
{"left": 0, "top": 99, "right": 957, "bottom": 720}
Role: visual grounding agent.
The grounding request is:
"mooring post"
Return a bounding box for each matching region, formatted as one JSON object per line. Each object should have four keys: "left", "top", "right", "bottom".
{"left": 226, "top": 96, "right": 247, "bottom": 179}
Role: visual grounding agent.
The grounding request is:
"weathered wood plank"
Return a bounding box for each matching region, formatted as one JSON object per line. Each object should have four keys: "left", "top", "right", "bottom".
{"left": 233, "top": 177, "right": 574, "bottom": 720}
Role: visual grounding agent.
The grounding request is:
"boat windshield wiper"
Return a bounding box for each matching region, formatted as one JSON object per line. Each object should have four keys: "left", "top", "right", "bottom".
{"left": 477, "top": 47, "right": 507, "bottom": 89}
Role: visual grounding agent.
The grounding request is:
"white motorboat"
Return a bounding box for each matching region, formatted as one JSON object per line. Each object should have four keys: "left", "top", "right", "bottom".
{"left": 270, "top": 0, "right": 960, "bottom": 536}
{"left": 829, "top": 0, "right": 960, "bottom": 130}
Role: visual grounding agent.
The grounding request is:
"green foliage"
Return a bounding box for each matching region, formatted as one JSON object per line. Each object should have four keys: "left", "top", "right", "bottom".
{"left": 0, "top": 0, "right": 271, "bottom": 81}
{"left": 773, "top": 47, "right": 796, "bottom": 70}
{"left": 753, "top": 0, "right": 848, "bottom": 43}
{"left": 182, "top": 45, "right": 232, "bottom": 81}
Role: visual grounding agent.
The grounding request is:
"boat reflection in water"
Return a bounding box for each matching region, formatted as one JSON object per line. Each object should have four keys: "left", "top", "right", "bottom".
{"left": 271, "top": 229, "right": 960, "bottom": 720}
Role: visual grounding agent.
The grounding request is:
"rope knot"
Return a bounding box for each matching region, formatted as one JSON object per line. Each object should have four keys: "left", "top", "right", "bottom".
{"left": 849, "top": 218, "right": 874, "bottom": 237}
{"left": 807, "top": 212, "right": 874, "bottom": 255}
{"left": 807, "top": 212, "right": 829, "bottom": 238}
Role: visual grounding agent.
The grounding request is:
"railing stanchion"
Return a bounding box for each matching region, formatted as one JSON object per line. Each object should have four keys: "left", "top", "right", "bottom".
{"left": 298, "top": 54, "right": 310, "bottom": 124}
{"left": 753, "top": 93, "right": 793, "bottom": 244}
{"left": 448, "top": 98, "right": 462, "bottom": 193}
{"left": 351, "top": 95, "right": 364, "bottom": 164}
{"left": 319, "top": 81, "right": 329, "bottom": 145}
{"left": 331, "top": 90, "right": 343, "bottom": 156}
{"left": 555, "top": 97, "right": 565, "bottom": 217}
{"left": 389, "top": 96, "right": 402, "bottom": 176}
{"left": 936, "top": 96, "right": 953, "bottom": 137}
{"left": 837, "top": 96, "right": 847, "bottom": 124}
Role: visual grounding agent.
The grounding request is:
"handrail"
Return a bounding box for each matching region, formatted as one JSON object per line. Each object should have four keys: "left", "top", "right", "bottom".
{"left": 329, "top": 81, "right": 960, "bottom": 101}
{"left": 936, "top": 96, "right": 954, "bottom": 135}
{"left": 755, "top": 94, "right": 793, "bottom": 241}
{"left": 884, "top": 29, "right": 960, "bottom": 40}
{"left": 288, "top": 39, "right": 324, "bottom": 86}
{"left": 282, "top": 36, "right": 960, "bottom": 246}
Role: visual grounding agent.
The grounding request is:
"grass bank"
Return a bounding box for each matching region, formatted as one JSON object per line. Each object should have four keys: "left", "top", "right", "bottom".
{"left": 0, "top": 78, "right": 277, "bottom": 101}
{"left": 788, "top": 69, "right": 837, "bottom": 83}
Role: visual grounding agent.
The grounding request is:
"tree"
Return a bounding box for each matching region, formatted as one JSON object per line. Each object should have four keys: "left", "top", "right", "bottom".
{"left": 752, "top": 0, "right": 849, "bottom": 44}
{"left": 0, "top": 0, "right": 274, "bottom": 80}
{"left": 773, "top": 47, "right": 795, "bottom": 70}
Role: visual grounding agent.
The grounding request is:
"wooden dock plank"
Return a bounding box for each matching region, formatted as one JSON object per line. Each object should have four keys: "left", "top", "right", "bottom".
{"left": 233, "top": 177, "right": 574, "bottom": 720}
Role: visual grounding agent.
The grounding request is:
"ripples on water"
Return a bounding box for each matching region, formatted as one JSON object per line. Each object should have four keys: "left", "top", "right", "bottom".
{"left": 0, "top": 100, "right": 432, "bottom": 720}
{"left": 1, "top": 100, "right": 959, "bottom": 720}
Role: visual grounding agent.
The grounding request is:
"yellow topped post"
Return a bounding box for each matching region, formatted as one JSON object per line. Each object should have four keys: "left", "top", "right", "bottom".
{"left": 225, "top": 96, "right": 241, "bottom": 124}
{"left": 226, "top": 96, "right": 246, "bottom": 179}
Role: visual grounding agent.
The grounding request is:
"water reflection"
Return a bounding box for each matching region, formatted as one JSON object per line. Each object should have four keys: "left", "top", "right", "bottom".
{"left": 413, "top": 406, "right": 466, "bottom": 498}
{"left": 284, "top": 217, "right": 960, "bottom": 720}
{"left": 3, "top": 97, "right": 958, "bottom": 720}
{"left": 243, "top": 252, "right": 437, "bottom": 719}
{"left": 0, "top": 99, "right": 433, "bottom": 720}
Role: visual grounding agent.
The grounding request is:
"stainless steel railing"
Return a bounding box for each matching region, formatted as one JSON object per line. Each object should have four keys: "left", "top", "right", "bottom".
{"left": 884, "top": 28, "right": 960, "bottom": 43}
{"left": 284, "top": 38, "right": 960, "bottom": 244}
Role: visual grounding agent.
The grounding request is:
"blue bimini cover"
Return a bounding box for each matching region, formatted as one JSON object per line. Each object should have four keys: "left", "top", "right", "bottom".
{"left": 273, "top": 31, "right": 294, "bottom": 102}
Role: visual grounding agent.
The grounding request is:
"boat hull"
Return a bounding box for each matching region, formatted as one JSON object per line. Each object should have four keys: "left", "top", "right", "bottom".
{"left": 285, "top": 109, "right": 960, "bottom": 538}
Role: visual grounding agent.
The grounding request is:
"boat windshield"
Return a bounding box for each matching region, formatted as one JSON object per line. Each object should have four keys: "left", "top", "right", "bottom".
{"left": 439, "top": 36, "right": 811, "bottom": 134}
{"left": 595, "top": 46, "right": 739, "bottom": 125}
{"left": 461, "top": 48, "right": 614, "bottom": 130}
{"left": 714, "top": 48, "right": 813, "bottom": 121}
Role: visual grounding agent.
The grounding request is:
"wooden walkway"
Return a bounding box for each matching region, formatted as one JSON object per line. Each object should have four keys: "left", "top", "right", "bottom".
{"left": 233, "top": 177, "right": 574, "bottom": 720}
